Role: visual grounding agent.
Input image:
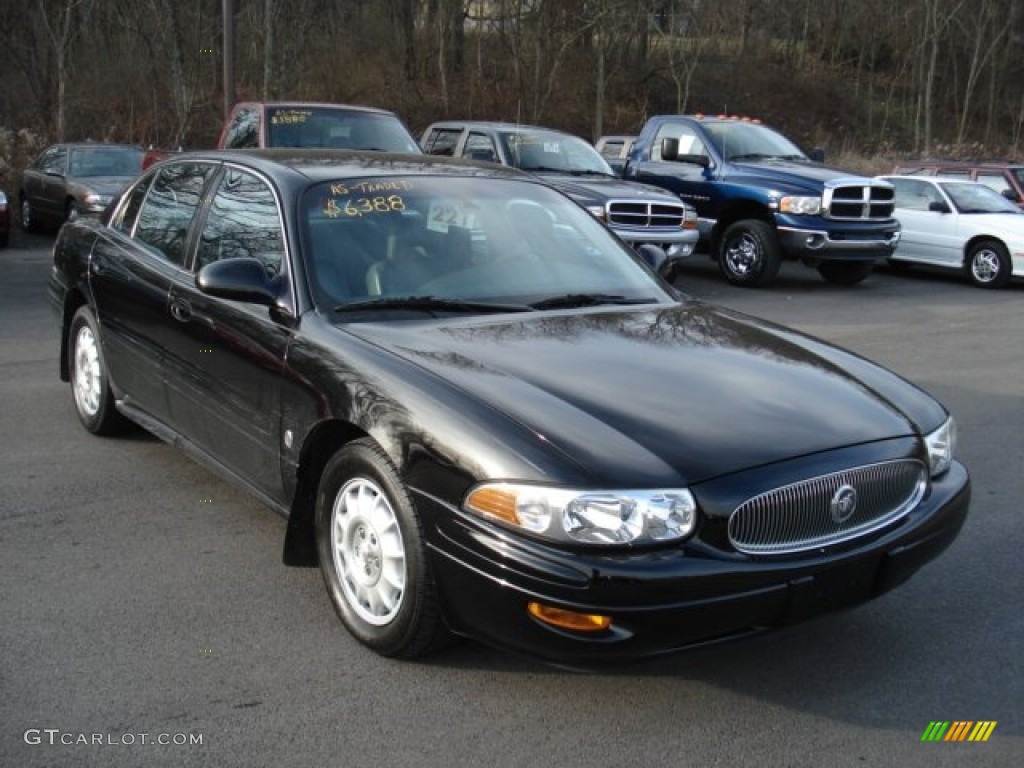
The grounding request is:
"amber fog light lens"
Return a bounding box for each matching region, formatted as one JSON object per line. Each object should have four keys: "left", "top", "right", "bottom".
{"left": 528, "top": 602, "right": 612, "bottom": 632}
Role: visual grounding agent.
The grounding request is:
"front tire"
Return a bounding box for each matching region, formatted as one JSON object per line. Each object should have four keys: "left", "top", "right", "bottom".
{"left": 68, "top": 306, "right": 131, "bottom": 435}
{"left": 315, "top": 439, "right": 448, "bottom": 658}
{"left": 817, "top": 260, "right": 874, "bottom": 285}
{"left": 718, "top": 219, "right": 781, "bottom": 287}
{"left": 966, "top": 240, "right": 1011, "bottom": 288}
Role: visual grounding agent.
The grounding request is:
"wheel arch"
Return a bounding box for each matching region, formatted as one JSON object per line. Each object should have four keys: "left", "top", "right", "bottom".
{"left": 961, "top": 234, "right": 1006, "bottom": 268}
{"left": 282, "top": 418, "right": 371, "bottom": 566}
{"left": 710, "top": 199, "right": 775, "bottom": 250}
{"left": 59, "top": 287, "right": 90, "bottom": 382}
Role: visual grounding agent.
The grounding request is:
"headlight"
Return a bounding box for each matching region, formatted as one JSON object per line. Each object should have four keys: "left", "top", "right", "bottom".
{"left": 0, "top": 190, "right": 7, "bottom": 205}
{"left": 925, "top": 417, "right": 956, "bottom": 478}
{"left": 464, "top": 482, "right": 698, "bottom": 546}
{"left": 585, "top": 205, "right": 607, "bottom": 220}
{"left": 779, "top": 195, "right": 822, "bottom": 215}
{"left": 84, "top": 193, "right": 113, "bottom": 206}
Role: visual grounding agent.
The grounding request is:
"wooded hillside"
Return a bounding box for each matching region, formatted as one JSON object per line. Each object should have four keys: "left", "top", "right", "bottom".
{"left": 2, "top": 0, "right": 1023, "bottom": 177}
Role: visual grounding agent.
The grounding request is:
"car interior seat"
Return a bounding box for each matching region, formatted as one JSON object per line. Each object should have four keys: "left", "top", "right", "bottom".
{"left": 365, "top": 217, "right": 443, "bottom": 295}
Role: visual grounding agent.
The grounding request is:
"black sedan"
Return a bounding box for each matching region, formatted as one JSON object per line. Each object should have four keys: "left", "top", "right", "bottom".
{"left": 49, "top": 149, "right": 969, "bottom": 663}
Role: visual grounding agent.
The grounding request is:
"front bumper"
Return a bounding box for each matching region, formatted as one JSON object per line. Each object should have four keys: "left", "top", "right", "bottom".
{"left": 615, "top": 226, "right": 699, "bottom": 258}
{"left": 419, "top": 461, "right": 969, "bottom": 664}
{"left": 776, "top": 215, "right": 901, "bottom": 261}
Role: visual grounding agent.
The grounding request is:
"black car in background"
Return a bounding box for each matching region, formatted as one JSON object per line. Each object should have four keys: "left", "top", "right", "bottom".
{"left": 20, "top": 142, "right": 144, "bottom": 231}
{"left": 48, "top": 149, "right": 969, "bottom": 663}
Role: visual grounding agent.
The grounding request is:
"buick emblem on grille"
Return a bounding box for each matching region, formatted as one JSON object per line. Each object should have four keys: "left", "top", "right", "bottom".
{"left": 830, "top": 484, "right": 858, "bottom": 523}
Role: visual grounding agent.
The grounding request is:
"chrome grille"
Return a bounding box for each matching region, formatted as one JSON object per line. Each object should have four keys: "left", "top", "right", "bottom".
{"left": 823, "top": 181, "right": 895, "bottom": 220}
{"left": 728, "top": 460, "right": 926, "bottom": 555}
{"left": 607, "top": 200, "right": 688, "bottom": 230}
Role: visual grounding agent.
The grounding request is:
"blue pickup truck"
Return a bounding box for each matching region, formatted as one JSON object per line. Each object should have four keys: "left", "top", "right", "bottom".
{"left": 622, "top": 115, "right": 901, "bottom": 287}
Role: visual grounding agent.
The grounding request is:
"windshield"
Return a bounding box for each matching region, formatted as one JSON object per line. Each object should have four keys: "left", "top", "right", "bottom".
{"left": 941, "top": 182, "right": 1021, "bottom": 214}
{"left": 267, "top": 107, "right": 421, "bottom": 153}
{"left": 69, "top": 147, "right": 143, "bottom": 177}
{"left": 301, "top": 176, "right": 670, "bottom": 312}
{"left": 499, "top": 130, "right": 614, "bottom": 175}
{"left": 700, "top": 121, "right": 808, "bottom": 162}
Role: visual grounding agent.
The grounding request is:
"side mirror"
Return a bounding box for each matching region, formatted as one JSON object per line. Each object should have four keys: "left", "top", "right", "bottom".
{"left": 660, "top": 137, "right": 679, "bottom": 160}
{"left": 636, "top": 243, "right": 672, "bottom": 279}
{"left": 928, "top": 200, "right": 951, "bottom": 214}
{"left": 808, "top": 147, "right": 826, "bottom": 162}
{"left": 197, "top": 257, "right": 278, "bottom": 305}
{"left": 676, "top": 153, "right": 710, "bottom": 168}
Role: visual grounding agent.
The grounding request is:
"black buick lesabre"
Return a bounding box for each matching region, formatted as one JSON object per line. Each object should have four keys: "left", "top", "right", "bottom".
{"left": 49, "top": 149, "right": 969, "bottom": 663}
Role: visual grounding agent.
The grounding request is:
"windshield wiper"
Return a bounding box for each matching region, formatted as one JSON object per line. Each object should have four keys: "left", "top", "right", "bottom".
{"left": 519, "top": 165, "right": 567, "bottom": 173}
{"left": 333, "top": 295, "right": 531, "bottom": 314}
{"left": 566, "top": 169, "right": 616, "bottom": 177}
{"left": 529, "top": 293, "right": 656, "bottom": 310}
{"left": 728, "top": 153, "right": 775, "bottom": 161}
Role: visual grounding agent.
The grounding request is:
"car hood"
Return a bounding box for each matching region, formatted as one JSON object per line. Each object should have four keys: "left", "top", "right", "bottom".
{"left": 533, "top": 172, "right": 681, "bottom": 204}
{"left": 68, "top": 176, "right": 137, "bottom": 195}
{"left": 345, "top": 303, "right": 946, "bottom": 486}
{"left": 723, "top": 159, "right": 875, "bottom": 196}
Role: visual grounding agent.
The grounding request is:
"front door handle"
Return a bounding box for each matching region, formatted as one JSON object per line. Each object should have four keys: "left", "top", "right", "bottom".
{"left": 169, "top": 297, "right": 192, "bottom": 323}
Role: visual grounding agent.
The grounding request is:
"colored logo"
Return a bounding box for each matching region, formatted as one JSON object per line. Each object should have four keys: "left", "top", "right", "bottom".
{"left": 921, "top": 721, "right": 997, "bottom": 742}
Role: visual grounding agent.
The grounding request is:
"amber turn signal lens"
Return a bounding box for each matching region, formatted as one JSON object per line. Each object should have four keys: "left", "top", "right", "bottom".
{"left": 527, "top": 602, "right": 612, "bottom": 632}
{"left": 465, "top": 486, "right": 519, "bottom": 525}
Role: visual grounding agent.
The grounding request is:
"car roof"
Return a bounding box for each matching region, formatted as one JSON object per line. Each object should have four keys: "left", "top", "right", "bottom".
{"left": 49, "top": 142, "right": 143, "bottom": 150}
{"left": 151, "top": 148, "right": 531, "bottom": 183}
{"left": 894, "top": 160, "right": 1023, "bottom": 170}
{"left": 425, "top": 120, "right": 577, "bottom": 137}
{"left": 880, "top": 175, "right": 987, "bottom": 185}
{"left": 238, "top": 101, "right": 398, "bottom": 116}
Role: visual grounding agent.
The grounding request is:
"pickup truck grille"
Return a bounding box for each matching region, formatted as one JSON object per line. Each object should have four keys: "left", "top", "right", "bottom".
{"left": 727, "top": 459, "right": 926, "bottom": 556}
{"left": 606, "top": 201, "right": 688, "bottom": 230}
{"left": 824, "top": 181, "right": 895, "bottom": 220}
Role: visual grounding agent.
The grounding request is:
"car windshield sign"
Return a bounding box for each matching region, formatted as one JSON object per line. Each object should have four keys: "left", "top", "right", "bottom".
{"left": 302, "top": 176, "right": 670, "bottom": 314}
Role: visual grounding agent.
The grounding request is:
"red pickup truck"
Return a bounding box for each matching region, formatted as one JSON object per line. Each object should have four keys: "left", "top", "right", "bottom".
{"left": 142, "top": 101, "right": 421, "bottom": 169}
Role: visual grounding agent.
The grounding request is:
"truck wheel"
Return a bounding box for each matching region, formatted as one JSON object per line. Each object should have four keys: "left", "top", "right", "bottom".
{"left": 965, "top": 240, "right": 1011, "bottom": 288}
{"left": 718, "top": 220, "right": 781, "bottom": 287}
{"left": 817, "top": 261, "right": 874, "bottom": 285}
{"left": 315, "top": 438, "right": 450, "bottom": 658}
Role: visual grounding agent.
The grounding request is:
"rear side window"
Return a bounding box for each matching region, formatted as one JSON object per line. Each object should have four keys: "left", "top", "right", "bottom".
{"left": 135, "top": 163, "right": 217, "bottom": 266}
{"left": 422, "top": 127, "right": 463, "bottom": 156}
{"left": 224, "top": 107, "right": 260, "bottom": 148}
{"left": 113, "top": 177, "right": 152, "bottom": 235}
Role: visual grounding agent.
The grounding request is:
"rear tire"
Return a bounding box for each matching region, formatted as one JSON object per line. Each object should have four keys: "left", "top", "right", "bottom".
{"left": 718, "top": 219, "right": 781, "bottom": 287}
{"left": 817, "top": 260, "right": 874, "bottom": 285}
{"left": 68, "top": 306, "right": 131, "bottom": 435}
{"left": 315, "top": 439, "right": 449, "bottom": 658}
{"left": 965, "top": 240, "right": 1011, "bottom": 288}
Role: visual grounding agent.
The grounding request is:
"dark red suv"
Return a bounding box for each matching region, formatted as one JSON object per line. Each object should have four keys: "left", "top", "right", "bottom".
{"left": 892, "top": 160, "right": 1024, "bottom": 208}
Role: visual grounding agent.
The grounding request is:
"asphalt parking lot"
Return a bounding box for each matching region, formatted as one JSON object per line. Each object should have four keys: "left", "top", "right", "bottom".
{"left": 2, "top": 230, "right": 1020, "bottom": 767}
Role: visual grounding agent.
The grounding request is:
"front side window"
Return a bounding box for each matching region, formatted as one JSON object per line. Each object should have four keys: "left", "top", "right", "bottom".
{"left": 301, "top": 176, "right": 670, "bottom": 309}
{"left": 196, "top": 168, "right": 284, "bottom": 274}
{"left": 650, "top": 124, "right": 707, "bottom": 162}
{"left": 40, "top": 146, "right": 68, "bottom": 174}
{"left": 135, "top": 163, "right": 217, "bottom": 266}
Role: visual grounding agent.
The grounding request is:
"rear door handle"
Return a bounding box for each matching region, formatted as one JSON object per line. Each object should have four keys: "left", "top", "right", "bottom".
{"left": 169, "top": 297, "right": 192, "bottom": 323}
